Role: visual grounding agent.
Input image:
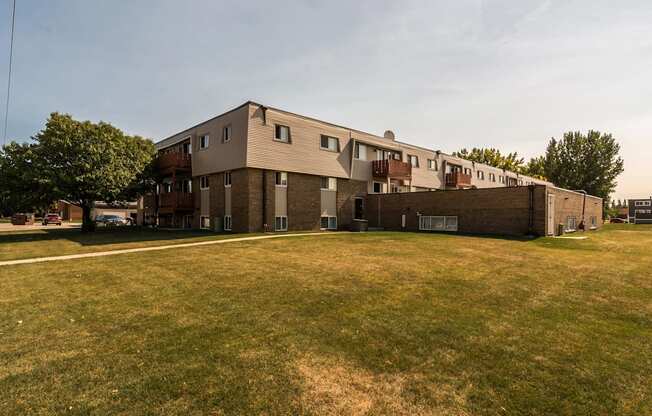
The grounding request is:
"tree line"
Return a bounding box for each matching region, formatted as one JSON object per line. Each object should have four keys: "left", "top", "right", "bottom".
{"left": 453, "top": 130, "right": 624, "bottom": 203}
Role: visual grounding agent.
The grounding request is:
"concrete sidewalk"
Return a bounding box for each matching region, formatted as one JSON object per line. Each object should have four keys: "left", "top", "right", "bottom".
{"left": 0, "top": 232, "right": 343, "bottom": 267}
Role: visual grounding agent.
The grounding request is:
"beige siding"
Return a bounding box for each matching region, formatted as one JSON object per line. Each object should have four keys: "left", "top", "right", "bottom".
{"left": 275, "top": 186, "right": 287, "bottom": 216}
{"left": 246, "top": 104, "right": 354, "bottom": 178}
{"left": 320, "top": 190, "right": 337, "bottom": 216}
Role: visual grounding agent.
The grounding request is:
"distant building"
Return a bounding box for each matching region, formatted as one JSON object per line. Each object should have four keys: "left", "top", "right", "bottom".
{"left": 56, "top": 200, "right": 138, "bottom": 222}
{"left": 628, "top": 198, "right": 652, "bottom": 224}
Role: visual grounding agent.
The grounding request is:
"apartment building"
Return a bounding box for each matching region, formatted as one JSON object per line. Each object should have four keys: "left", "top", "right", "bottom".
{"left": 628, "top": 198, "right": 652, "bottom": 224}
{"left": 141, "top": 101, "right": 598, "bottom": 236}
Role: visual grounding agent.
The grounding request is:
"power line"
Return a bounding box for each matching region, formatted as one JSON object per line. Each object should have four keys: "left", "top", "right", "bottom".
{"left": 3, "top": 0, "right": 16, "bottom": 146}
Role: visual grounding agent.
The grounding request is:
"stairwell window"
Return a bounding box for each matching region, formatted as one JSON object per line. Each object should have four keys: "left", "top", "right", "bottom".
{"left": 320, "top": 177, "right": 337, "bottom": 191}
{"left": 354, "top": 143, "right": 367, "bottom": 160}
{"left": 320, "top": 216, "right": 337, "bottom": 230}
{"left": 223, "top": 125, "right": 232, "bottom": 143}
{"left": 200, "top": 216, "right": 210, "bottom": 229}
{"left": 199, "top": 134, "right": 210, "bottom": 149}
{"left": 320, "top": 135, "right": 340, "bottom": 152}
{"left": 199, "top": 176, "right": 209, "bottom": 190}
{"left": 275, "top": 125, "right": 291, "bottom": 143}
{"left": 224, "top": 172, "right": 232, "bottom": 187}
{"left": 275, "top": 171, "right": 288, "bottom": 187}
{"left": 224, "top": 215, "right": 232, "bottom": 231}
{"left": 408, "top": 155, "right": 419, "bottom": 168}
{"left": 275, "top": 216, "right": 288, "bottom": 231}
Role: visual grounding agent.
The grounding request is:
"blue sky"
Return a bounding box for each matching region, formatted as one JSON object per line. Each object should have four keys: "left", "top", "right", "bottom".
{"left": 1, "top": 0, "right": 651, "bottom": 199}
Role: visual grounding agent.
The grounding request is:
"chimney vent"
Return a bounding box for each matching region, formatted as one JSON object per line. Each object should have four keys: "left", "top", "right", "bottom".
{"left": 383, "top": 130, "right": 395, "bottom": 140}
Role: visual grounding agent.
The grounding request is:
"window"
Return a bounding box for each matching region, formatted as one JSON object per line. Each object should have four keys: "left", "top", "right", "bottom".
{"left": 499, "top": 175, "right": 505, "bottom": 184}
{"left": 635, "top": 200, "right": 651, "bottom": 207}
{"left": 320, "top": 135, "right": 340, "bottom": 152}
{"left": 275, "top": 124, "right": 291, "bottom": 143}
{"left": 590, "top": 216, "right": 597, "bottom": 229}
{"left": 477, "top": 170, "right": 485, "bottom": 180}
{"left": 200, "top": 216, "right": 210, "bottom": 229}
{"left": 354, "top": 143, "right": 367, "bottom": 160}
{"left": 199, "top": 134, "right": 209, "bottom": 149}
{"left": 489, "top": 173, "right": 496, "bottom": 182}
{"left": 182, "top": 142, "right": 192, "bottom": 154}
{"left": 408, "top": 155, "right": 419, "bottom": 168}
{"left": 224, "top": 215, "right": 232, "bottom": 231}
{"left": 566, "top": 216, "right": 577, "bottom": 232}
{"left": 372, "top": 182, "right": 383, "bottom": 194}
{"left": 518, "top": 179, "right": 524, "bottom": 186}
{"left": 464, "top": 168, "right": 472, "bottom": 176}
{"left": 275, "top": 171, "right": 288, "bottom": 187}
{"left": 427, "top": 159, "right": 437, "bottom": 171}
{"left": 320, "top": 216, "right": 337, "bottom": 230}
{"left": 320, "top": 176, "right": 337, "bottom": 191}
{"left": 224, "top": 171, "right": 232, "bottom": 187}
{"left": 200, "top": 176, "right": 209, "bottom": 190}
{"left": 275, "top": 216, "right": 288, "bottom": 231}
{"left": 419, "top": 216, "right": 457, "bottom": 232}
{"left": 181, "top": 179, "right": 192, "bottom": 193}
{"left": 223, "top": 125, "right": 232, "bottom": 143}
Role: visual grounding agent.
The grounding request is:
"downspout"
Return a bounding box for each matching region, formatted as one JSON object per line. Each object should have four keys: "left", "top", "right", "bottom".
{"left": 262, "top": 169, "right": 267, "bottom": 232}
{"left": 573, "top": 189, "right": 587, "bottom": 230}
{"left": 528, "top": 185, "right": 535, "bottom": 235}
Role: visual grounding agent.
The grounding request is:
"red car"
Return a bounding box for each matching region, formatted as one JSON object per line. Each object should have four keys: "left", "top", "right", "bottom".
{"left": 42, "top": 213, "right": 62, "bottom": 226}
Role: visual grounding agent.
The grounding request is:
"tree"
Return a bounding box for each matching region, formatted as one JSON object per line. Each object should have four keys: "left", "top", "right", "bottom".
{"left": 0, "top": 142, "right": 54, "bottom": 214}
{"left": 0, "top": 113, "right": 156, "bottom": 231}
{"left": 523, "top": 156, "right": 547, "bottom": 180}
{"left": 542, "top": 130, "right": 624, "bottom": 201}
{"left": 453, "top": 148, "right": 525, "bottom": 172}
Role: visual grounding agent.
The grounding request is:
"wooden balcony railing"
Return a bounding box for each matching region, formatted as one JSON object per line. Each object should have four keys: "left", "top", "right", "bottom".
{"left": 372, "top": 159, "right": 412, "bottom": 179}
{"left": 158, "top": 152, "right": 191, "bottom": 172}
{"left": 159, "top": 192, "right": 194, "bottom": 211}
{"left": 445, "top": 172, "right": 472, "bottom": 188}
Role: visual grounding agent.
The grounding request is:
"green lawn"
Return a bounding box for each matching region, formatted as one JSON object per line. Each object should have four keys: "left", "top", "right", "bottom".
{"left": 0, "top": 228, "right": 246, "bottom": 261}
{"left": 1, "top": 225, "right": 651, "bottom": 415}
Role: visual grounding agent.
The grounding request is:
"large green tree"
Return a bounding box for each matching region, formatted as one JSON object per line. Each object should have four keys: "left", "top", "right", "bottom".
{"left": 1, "top": 113, "right": 156, "bottom": 231}
{"left": 542, "top": 130, "right": 624, "bottom": 201}
{"left": 453, "top": 148, "right": 526, "bottom": 173}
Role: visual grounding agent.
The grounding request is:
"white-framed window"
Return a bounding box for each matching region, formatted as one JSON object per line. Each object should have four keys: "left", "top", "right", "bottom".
{"left": 354, "top": 143, "right": 367, "bottom": 160}
{"left": 464, "top": 168, "right": 472, "bottom": 176}
{"left": 499, "top": 175, "right": 505, "bottom": 184}
{"left": 275, "top": 171, "right": 288, "bottom": 186}
{"left": 518, "top": 179, "right": 524, "bottom": 186}
{"left": 199, "top": 176, "right": 209, "bottom": 190}
{"left": 275, "top": 124, "right": 291, "bottom": 143}
{"left": 590, "top": 216, "right": 597, "bottom": 229}
{"left": 408, "top": 155, "right": 419, "bottom": 168}
{"left": 224, "top": 215, "right": 232, "bottom": 231}
{"left": 635, "top": 200, "right": 651, "bottom": 207}
{"left": 477, "top": 170, "right": 485, "bottom": 180}
{"left": 200, "top": 216, "right": 210, "bottom": 229}
{"left": 635, "top": 209, "right": 652, "bottom": 214}
{"left": 320, "top": 216, "right": 337, "bottom": 230}
{"left": 489, "top": 173, "right": 496, "bottom": 182}
{"left": 320, "top": 135, "right": 340, "bottom": 152}
{"left": 566, "top": 216, "right": 577, "bottom": 232}
{"left": 275, "top": 216, "right": 288, "bottom": 231}
{"left": 372, "top": 181, "right": 383, "bottom": 194}
{"left": 320, "top": 176, "right": 337, "bottom": 191}
{"left": 224, "top": 171, "right": 232, "bottom": 187}
{"left": 199, "top": 134, "right": 210, "bottom": 149}
{"left": 418, "top": 215, "right": 457, "bottom": 232}
{"left": 223, "top": 124, "right": 232, "bottom": 143}
{"left": 427, "top": 159, "right": 437, "bottom": 171}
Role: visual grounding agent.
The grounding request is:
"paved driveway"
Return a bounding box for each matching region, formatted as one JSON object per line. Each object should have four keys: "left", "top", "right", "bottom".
{"left": 0, "top": 222, "right": 81, "bottom": 232}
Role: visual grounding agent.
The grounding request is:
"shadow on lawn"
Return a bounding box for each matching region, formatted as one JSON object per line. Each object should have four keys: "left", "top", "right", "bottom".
{"left": 0, "top": 227, "right": 214, "bottom": 247}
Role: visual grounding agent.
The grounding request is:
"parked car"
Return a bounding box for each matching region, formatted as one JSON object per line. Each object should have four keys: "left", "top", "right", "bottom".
{"left": 95, "top": 214, "right": 128, "bottom": 226}
{"left": 610, "top": 217, "right": 627, "bottom": 224}
{"left": 42, "top": 213, "right": 62, "bottom": 226}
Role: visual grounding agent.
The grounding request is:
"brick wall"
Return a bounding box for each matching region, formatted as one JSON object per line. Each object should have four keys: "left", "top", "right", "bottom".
{"left": 287, "top": 172, "right": 321, "bottom": 231}
{"left": 367, "top": 186, "right": 546, "bottom": 236}
{"left": 336, "top": 178, "right": 368, "bottom": 230}
{"left": 547, "top": 187, "right": 603, "bottom": 232}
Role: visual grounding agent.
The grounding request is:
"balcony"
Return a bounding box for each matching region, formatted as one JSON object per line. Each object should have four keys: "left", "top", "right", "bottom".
{"left": 159, "top": 192, "right": 194, "bottom": 212}
{"left": 445, "top": 172, "right": 472, "bottom": 188}
{"left": 372, "top": 159, "right": 412, "bottom": 179}
{"left": 158, "top": 152, "right": 191, "bottom": 173}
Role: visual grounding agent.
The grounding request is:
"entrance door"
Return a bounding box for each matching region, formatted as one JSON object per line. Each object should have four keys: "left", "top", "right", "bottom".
{"left": 354, "top": 198, "right": 364, "bottom": 220}
{"left": 547, "top": 194, "right": 555, "bottom": 235}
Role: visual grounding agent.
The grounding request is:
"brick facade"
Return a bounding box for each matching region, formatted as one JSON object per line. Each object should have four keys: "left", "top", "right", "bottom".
{"left": 336, "top": 178, "right": 368, "bottom": 229}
